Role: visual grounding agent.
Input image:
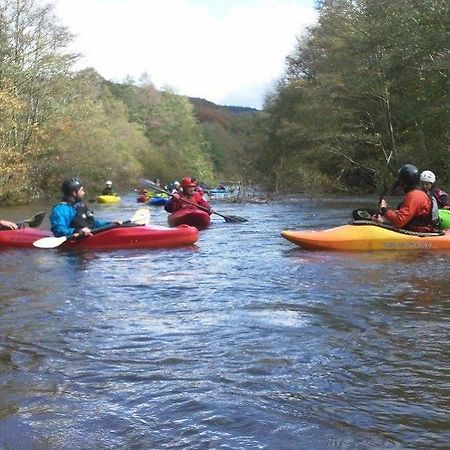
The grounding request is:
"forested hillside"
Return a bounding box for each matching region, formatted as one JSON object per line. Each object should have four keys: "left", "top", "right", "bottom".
{"left": 259, "top": 0, "right": 449, "bottom": 193}
{"left": 0, "top": 0, "right": 447, "bottom": 204}
{"left": 0, "top": 0, "right": 263, "bottom": 204}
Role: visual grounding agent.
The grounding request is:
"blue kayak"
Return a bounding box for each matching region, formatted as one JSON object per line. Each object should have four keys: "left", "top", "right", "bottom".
{"left": 148, "top": 196, "right": 168, "bottom": 206}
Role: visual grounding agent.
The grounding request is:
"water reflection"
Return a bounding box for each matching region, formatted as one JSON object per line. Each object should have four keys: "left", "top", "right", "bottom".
{"left": 0, "top": 195, "right": 449, "bottom": 448}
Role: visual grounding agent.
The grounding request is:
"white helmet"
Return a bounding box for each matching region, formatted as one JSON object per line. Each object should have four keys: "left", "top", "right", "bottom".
{"left": 106, "top": 180, "right": 112, "bottom": 186}
{"left": 420, "top": 170, "right": 436, "bottom": 184}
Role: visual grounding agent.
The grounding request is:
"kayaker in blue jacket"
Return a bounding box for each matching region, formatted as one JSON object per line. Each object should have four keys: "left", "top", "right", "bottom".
{"left": 50, "top": 177, "right": 118, "bottom": 237}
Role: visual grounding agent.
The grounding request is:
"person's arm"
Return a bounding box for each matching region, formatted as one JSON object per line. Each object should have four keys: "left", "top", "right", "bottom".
{"left": 164, "top": 195, "right": 180, "bottom": 213}
{"left": 384, "top": 192, "right": 420, "bottom": 228}
{"left": 93, "top": 218, "right": 112, "bottom": 228}
{"left": 0, "top": 220, "right": 18, "bottom": 230}
{"left": 196, "top": 194, "right": 213, "bottom": 213}
{"left": 50, "top": 204, "right": 75, "bottom": 237}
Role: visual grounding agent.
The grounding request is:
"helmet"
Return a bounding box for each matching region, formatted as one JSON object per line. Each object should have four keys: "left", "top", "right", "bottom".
{"left": 174, "top": 181, "right": 180, "bottom": 187}
{"left": 181, "top": 177, "right": 197, "bottom": 188}
{"left": 106, "top": 180, "right": 112, "bottom": 186}
{"left": 420, "top": 170, "right": 436, "bottom": 184}
{"left": 61, "top": 177, "right": 82, "bottom": 195}
{"left": 396, "top": 164, "right": 420, "bottom": 187}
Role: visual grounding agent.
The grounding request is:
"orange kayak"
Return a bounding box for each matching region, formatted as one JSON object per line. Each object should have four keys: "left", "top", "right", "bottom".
{"left": 281, "top": 223, "right": 450, "bottom": 251}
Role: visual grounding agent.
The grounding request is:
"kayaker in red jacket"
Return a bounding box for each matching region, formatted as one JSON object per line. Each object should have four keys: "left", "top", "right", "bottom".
{"left": 165, "top": 177, "right": 212, "bottom": 213}
{"left": 372, "top": 164, "right": 434, "bottom": 232}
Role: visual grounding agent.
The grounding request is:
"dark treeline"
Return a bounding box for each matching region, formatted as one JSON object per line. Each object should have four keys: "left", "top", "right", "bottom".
{"left": 0, "top": 0, "right": 448, "bottom": 204}
{"left": 259, "top": 0, "right": 449, "bottom": 193}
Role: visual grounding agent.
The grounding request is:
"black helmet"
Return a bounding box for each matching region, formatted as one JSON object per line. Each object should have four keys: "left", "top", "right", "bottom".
{"left": 61, "top": 177, "right": 82, "bottom": 195}
{"left": 396, "top": 164, "right": 419, "bottom": 187}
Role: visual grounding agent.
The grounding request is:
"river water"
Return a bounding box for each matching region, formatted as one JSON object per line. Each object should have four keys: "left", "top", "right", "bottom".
{"left": 0, "top": 194, "right": 449, "bottom": 449}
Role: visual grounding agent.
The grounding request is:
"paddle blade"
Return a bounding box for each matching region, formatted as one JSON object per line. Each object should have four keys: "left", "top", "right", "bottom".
{"left": 26, "top": 211, "right": 46, "bottom": 228}
{"left": 33, "top": 236, "right": 67, "bottom": 249}
{"left": 130, "top": 207, "right": 150, "bottom": 225}
{"left": 17, "top": 211, "right": 46, "bottom": 228}
{"left": 223, "top": 215, "right": 248, "bottom": 223}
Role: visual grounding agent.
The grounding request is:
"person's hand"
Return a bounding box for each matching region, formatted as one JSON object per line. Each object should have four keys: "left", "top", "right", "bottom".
{"left": 371, "top": 214, "right": 384, "bottom": 224}
{"left": 0, "top": 220, "right": 18, "bottom": 230}
{"left": 78, "top": 227, "right": 92, "bottom": 236}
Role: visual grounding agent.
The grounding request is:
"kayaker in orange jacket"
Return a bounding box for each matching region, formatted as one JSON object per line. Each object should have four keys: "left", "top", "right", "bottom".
{"left": 165, "top": 177, "right": 212, "bottom": 213}
{"left": 372, "top": 164, "right": 434, "bottom": 233}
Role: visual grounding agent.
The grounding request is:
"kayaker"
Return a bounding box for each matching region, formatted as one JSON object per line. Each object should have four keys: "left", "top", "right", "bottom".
{"left": 168, "top": 181, "right": 181, "bottom": 195}
{"left": 165, "top": 177, "right": 212, "bottom": 214}
{"left": 372, "top": 164, "right": 434, "bottom": 232}
{"left": 101, "top": 180, "right": 114, "bottom": 195}
{"left": 420, "top": 170, "right": 450, "bottom": 210}
{"left": 50, "top": 177, "right": 119, "bottom": 237}
{"left": 0, "top": 219, "right": 18, "bottom": 230}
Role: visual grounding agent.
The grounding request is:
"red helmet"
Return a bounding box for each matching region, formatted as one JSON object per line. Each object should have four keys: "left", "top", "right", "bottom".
{"left": 181, "top": 177, "right": 197, "bottom": 188}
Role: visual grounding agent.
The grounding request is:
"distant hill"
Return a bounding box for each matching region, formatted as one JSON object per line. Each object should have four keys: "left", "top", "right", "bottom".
{"left": 188, "top": 97, "right": 262, "bottom": 182}
{"left": 189, "top": 97, "right": 259, "bottom": 127}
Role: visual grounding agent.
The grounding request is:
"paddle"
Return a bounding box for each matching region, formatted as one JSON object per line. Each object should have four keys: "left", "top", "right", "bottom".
{"left": 0, "top": 211, "right": 47, "bottom": 229}
{"left": 17, "top": 211, "right": 47, "bottom": 228}
{"left": 375, "top": 180, "right": 389, "bottom": 217}
{"left": 352, "top": 180, "right": 389, "bottom": 221}
{"left": 32, "top": 208, "right": 150, "bottom": 249}
{"left": 141, "top": 179, "right": 248, "bottom": 223}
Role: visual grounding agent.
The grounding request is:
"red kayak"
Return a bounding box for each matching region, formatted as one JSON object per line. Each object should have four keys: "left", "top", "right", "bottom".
{"left": 0, "top": 228, "right": 52, "bottom": 248}
{"left": 0, "top": 225, "right": 198, "bottom": 249}
{"left": 167, "top": 208, "right": 211, "bottom": 230}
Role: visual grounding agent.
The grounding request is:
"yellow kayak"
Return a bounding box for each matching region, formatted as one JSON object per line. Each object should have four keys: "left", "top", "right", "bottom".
{"left": 281, "top": 222, "right": 450, "bottom": 251}
{"left": 97, "top": 194, "right": 121, "bottom": 204}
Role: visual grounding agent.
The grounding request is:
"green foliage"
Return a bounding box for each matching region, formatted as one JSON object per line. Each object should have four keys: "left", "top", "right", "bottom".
{"left": 0, "top": 0, "right": 265, "bottom": 204}
{"left": 262, "top": 0, "right": 449, "bottom": 192}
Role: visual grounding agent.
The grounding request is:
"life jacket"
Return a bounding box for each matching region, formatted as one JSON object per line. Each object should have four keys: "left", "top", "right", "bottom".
{"left": 62, "top": 201, "right": 96, "bottom": 230}
{"left": 428, "top": 195, "right": 440, "bottom": 226}
{"left": 396, "top": 189, "right": 433, "bottom": 231}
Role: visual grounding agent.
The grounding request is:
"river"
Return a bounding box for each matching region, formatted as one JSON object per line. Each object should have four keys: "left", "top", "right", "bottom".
{"left": 0, "top": 193, "right": 449, "bottom": 449}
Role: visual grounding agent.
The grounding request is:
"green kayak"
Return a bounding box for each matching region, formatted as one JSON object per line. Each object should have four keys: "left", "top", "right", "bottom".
{"left": 439, "top": 209, "right": 450, "bottom": 229}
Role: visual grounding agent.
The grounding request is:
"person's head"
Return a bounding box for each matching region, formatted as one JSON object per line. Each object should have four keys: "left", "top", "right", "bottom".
{"left": 420, "top": 170, "right": 435, "bottom": 192}
{"left": 61, "top": 177, "right": 84, "bottom": 200}
{"left": 392, "top": 164, "right": 420, "bottom": 194}
{"left": 181, "top": 177, "right": 197, "bottom": 195}
{"left": 105, "top": 180, "right": 112, "bottom": 187}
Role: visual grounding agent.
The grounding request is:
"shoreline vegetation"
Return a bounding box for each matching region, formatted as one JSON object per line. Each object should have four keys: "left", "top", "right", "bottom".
{"left": 0, "top": 0, "right": 447, "bottom": 206}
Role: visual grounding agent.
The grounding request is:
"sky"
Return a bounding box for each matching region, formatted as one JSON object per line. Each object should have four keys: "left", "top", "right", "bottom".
{"left": 50, "top": 0, "right": 318, "bottom": 109}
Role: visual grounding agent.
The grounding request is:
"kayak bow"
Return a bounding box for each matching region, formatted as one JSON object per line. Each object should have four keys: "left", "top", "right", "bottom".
{"left": 281, "top": 222, "right": 450, "bottom": 251}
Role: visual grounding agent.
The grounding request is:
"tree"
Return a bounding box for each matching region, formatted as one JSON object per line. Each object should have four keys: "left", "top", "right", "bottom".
{"left": 0, "top": 0, "right": 77, "bottom": 202}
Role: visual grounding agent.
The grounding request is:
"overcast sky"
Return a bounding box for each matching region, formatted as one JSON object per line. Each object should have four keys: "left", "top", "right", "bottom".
{"left": 51, "top": 0, "right": 317, "bottom": 109}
